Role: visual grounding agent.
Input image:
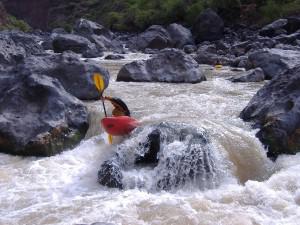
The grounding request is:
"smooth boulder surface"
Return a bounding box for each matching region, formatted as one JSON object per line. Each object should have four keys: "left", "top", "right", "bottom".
{"left": 18, "top": 51, "right": 110, "bottom": 100}
{"left": 52, "top": 33, "right": 103, "bottom": 58}
{"left": 133, "top": 25, "right": 173, "bottom": 51}
{"left": 98, "top": 122, "right": 220, "bottom": 191}
{"left": 248, "top": 48, "right": 300, "bottom": 79}
{"left": 117, "top": 49, "right": 206, "bottom": 83}
{"left": 230, "top": 68, "right": 265, "bottom": 83}
{"left": 240, "top": 65, "right": 300, "bottom": 159}
{"left": 0, "top": 73, "right": 89, "bottom": 156}
{"left": 167, "top": 23, "right": 194, "bottom": 48}
{"left": 192, "top": 9, "right": 224, "bottom": 43}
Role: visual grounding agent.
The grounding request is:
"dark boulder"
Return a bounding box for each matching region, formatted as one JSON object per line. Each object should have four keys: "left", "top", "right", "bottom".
{"left": 192, "top": 9, "right": 224, "bottom": 43}
{"left": 98, "top": 122, "right": 220, "bottom": 190}
{"left": 52, "top": 34, "right": 103, "bottom": 58}
{"left": 98, "top": 159, "right": 123, "bottom": 189}
{"left": 167, "top": 23, "right": 194, "bottom": 48}
{"left": 104, "top": 54, "right": 125, "bottom": 60}
{"left": 247, "top": 48, "right": 300, "bottom": 79}
{"left": 0, "top": 73, "right": 89, "bottom": 156}
{"left": 240, "top": 65, "right": 300, "bottom": 159}
{"left": 284, "top": 16, "right": 300, "bottom": 34}
{"left": 259, "top": 19, "right": 288, "bottom": 37}
{"left": 132, "top": 25, "right": 173, "bottom": 51}
{"left": 229, "top": 68, "right": 265, "bottom": 82}
{"left": 18, "top": 51, "right": 109, "bottom": 100}
{"left": 117, "top": 49, "right": 206, "bottom": 83}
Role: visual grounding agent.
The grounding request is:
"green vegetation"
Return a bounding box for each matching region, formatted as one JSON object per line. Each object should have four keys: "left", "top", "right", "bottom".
{"left": 83, "top": 0, "right": 300, "bottom": 31}
{"left": 0, "top": 15, "right": 31, "bottom": 32}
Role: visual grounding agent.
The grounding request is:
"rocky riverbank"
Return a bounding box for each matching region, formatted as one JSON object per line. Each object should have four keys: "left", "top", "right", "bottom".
{"left": 0, "top": 10, "right": 299, "bottom": 162}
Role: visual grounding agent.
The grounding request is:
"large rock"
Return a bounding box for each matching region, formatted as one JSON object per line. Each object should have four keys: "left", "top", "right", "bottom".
{"left": 240, "top": 65, "right": 300, "bottom": 159}
{"left": 132, "top": 25, "right": 173, "bottom": 51}
{"left": 52, "top": 33, "right": 103, "bottom": 58}
{"left": 167, "top": 23, "right": 194, "bottom": 48}
{"left": 0, "top": 73, "right": 89, "bottom": 156}
{"left": 229, "top": 68, "right": 265, "bottom": 82}
{"left": 248, "top": 48, "right": 300, "bottom": 79}
{"left": 192, "top": 9, "right": 224, "bottom": 43}
{"left": 0, "top": 34, "right": 25, "bottom": 66}
{"left": 259, "top": 19, "right": 288, "bottom": 37}
{"left": 18, "top": 51, "right": 109, "bottom": 100}
{"left": 74, "top": 18, "right": 113, "bottom": 39}
{"left": 98, "top": 122, "right": 221, "bottom": 190}
{"left": 117, "top": 49, "right": 206, "bottom": 83}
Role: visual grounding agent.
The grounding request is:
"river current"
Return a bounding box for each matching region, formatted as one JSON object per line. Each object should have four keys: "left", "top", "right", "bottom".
{"left": 1, "top": 53, "right": 300, "bottom": 225}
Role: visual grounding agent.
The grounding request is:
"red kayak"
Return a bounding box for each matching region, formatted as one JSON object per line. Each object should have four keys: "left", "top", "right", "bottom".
{"left": 101, "top": 116, "right": 140, "bottom": 136}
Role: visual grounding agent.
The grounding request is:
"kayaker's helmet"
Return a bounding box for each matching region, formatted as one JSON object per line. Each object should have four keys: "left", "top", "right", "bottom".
{"left": 105, "top": 96, "right": 131, "bottom": 117}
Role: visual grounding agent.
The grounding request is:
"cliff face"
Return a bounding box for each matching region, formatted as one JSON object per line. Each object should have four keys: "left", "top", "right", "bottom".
{"left": 0, "top": 2, "right": 8, "bottom": 27}
{"left": 2, "top": 0, "right": 50, "bottom": 29}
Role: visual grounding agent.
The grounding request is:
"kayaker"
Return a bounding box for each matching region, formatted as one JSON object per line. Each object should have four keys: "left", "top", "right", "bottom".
{"left": 102, "top": 96, "right": 131, "bottom": 117}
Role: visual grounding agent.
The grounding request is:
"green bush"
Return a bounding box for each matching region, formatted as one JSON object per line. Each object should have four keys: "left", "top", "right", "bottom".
{"left": 0, "top": 15, "right": 31, "bottom": 32}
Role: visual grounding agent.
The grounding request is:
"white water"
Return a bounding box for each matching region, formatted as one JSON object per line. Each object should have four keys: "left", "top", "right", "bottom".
{"left": 1, "top": 54, "right": 300, "bottom": 225}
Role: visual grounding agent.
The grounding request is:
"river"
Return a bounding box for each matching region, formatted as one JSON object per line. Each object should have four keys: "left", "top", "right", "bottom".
{"left": 1, "top": 53, "right": 300, "bottom": 225}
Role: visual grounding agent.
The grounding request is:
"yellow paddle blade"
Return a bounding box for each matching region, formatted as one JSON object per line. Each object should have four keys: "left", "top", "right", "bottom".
{"left": 108, "top": 134, "right": 113, "bottom": 144}
{"left": 93, "top": 73, "right": 105, "bottom": 92}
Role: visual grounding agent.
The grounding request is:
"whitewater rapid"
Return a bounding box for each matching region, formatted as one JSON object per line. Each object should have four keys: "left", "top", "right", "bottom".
{"left": 1, "top": 53, "right": 300, "bottom": 225}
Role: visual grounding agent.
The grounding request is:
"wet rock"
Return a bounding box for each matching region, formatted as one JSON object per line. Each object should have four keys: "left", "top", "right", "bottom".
{"left": 74, "top": 18, "right": 114, "bottom": 39}
{"left": 240, "top": 65, "right": 300, "bottom": 159}
{"left": 259, "top": 19, "right": 288, "bottom": 37}
{"left": 167, "top": 23, "right": 194, "bottom": 48}
{"left": 231, "top": 41, "right": 251, "bottom": 56}
{"left": 229, "top": 68, "right": 265, "bottom": 82}
{"left": 133, "top": 25, "right": 173, "bottom": 51}
{"left": 117, "top": 48, "right": 206, "bottom": 83}
{"left": 52, "top": 28, "right": 68, "bottom": 34}
{"left": 247, "top": 48, "right": 300, "bottom": 79}
{"left": 0, "top": 73, "right": 89, "bottom": 156}
{"left": 98, "top": 159, "right": 123, "bottom": 189}
{"left": 104, "top": 54, "right": 125, "bottom": 60}
{"left": 52, "top": 34, "right": 103, "bottom": 58}
{"left": 98, "top": 122, "right": 219, "bottom": 190}
{"left": 192, "top": 9, "right": 224, "bottom": 43}
{"left": 18, "top": 51, "right": 109, "bottom": 100}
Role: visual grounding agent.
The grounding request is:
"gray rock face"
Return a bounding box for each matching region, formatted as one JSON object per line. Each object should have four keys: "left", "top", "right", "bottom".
{"left": 98, "top": 122, "right": 221, "bottom": 191}
{"left": 52, "top": 34, "right": 103, "bottom": 58}
{"left": 230, "top": 68, "right": 265, "bottom": 82}
{"left": 117, "top": 49, "right": 206, "bottom": 83}
{"left": 0, "top": 73, "right": 89, "bottom": 156}
{"left": 192, "top": 9, "right": 224, "bottom": 43}
{"left": 18, "top": 51, "right": 110, "bottom": 100}
{"left": 259, "top": 19, "right": 288, "bottom": 37}
{"left": 0, "top": 34, "right": 25, "bottom": 66}
{"left": 240, "top": 65, "right": 300, "bottom": 159}
{"left": 133, "top": 25, "right": 173, "bottom": 51}
{"left": 248, "top": 48, "right": 300, "bottom": 79}
{"left": 74, "top": 18, "right": 113, "bottom": 39}
{"left": 3, "top": 30, "right": 44, "bottom": 56}
{"left": 167, "top": 23, "right": 194, "bottom": 48}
